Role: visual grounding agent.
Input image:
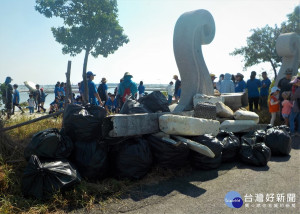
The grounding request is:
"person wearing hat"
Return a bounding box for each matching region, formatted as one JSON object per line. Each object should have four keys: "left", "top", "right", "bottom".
{"left": 97, "top": 77, "right": 108, "bottom": 104}
{"left": 269, "top": 86, "right": 280, "bottom": 126}
{"left": 210, "top": 74, "right": 217, "bottom": 89}
{"left": 259, "top": 71, "right": 271, "bottom": 109}
{"left": 81, "top": 71, "right": 103, "bottom": 106}
{"left": 220, "top": 73, "right": 235, "bottom": 93}
{"left": 117, "top": 72, "right": 137, "bottom": 106}
{"left": 3, "top": 76, "right": 13, "bottom": 119}
{"left": 234, "top": 73, "right": 246, "bottom": 93}
{"left": 173, "top": 74, "right": 181, "bottom": 102}
{"left": 12, "top": 84, "right": 24, "bottom": 114}
{"left": 289, "top": 76, "right": 300, "bottom": 135}
{"left": 246, "top": 71, "right": 262, "bottom": 111}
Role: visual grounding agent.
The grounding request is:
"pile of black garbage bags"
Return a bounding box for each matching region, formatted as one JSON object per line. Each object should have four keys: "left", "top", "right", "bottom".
{"left": 21, "top": 99, "right": 292, "bottom": 199}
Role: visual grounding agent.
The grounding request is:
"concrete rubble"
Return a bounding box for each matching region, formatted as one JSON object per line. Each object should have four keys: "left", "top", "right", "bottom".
{"left": 159, "top": 114, "right": 220, "bottom": 136}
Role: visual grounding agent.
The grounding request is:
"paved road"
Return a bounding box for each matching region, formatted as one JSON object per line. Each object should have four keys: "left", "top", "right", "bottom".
{"left": 76, "top": 135, "right": 300, "bottom": 214}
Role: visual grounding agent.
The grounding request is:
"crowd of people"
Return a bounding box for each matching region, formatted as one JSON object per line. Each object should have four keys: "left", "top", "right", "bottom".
{"left": 1, "top": 69, "right": 299, "bottom": 136}
{"left": 210, "top": 68, "right": 300, "bottom": 135}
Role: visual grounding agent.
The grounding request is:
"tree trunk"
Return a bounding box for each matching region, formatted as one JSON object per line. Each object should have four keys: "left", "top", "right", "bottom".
{"left": 82, "top": 48, "right": 90, "bottom": 105}
{"left": 65, "top": 60, "right": 72, "bottom": 107}
{"left": 270, "top": 60, "right": 277, "bottom": 79}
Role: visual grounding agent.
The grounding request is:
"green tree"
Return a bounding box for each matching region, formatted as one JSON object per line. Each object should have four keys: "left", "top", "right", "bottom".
{"left": 281, "top": 5, "right": 300, "bottom": 34}
{"left": 35, "top": 0, "right": 129, "bottom": 103}
{"left": 230, "top": 25, "right": 281, "bottom": 78}
{"left": 230, "top": 6, "right": 300, "bottom": 79}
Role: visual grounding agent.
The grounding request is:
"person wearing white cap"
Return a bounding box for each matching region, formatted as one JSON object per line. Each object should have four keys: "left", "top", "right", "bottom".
{"left": 269, "top": 86, "right": 280, "bottom": 126}
{"left": 289, "top": 76, "right": 300, "bottom": 135}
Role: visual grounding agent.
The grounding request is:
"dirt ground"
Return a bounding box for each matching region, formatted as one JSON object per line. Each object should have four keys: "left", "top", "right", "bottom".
{"left": 73, "top": 135, "right": 300, "bottom": 214}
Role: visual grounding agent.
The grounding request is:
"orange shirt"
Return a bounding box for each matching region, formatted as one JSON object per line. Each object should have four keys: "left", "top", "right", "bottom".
{"left": 269, "top": 95, "right": 279, "bottom": 113}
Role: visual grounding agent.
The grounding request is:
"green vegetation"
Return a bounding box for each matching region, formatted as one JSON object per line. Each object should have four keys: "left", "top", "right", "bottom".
{"left": 230, "top": 6, "right": 300, "bottom": 78}
{"left": 35, "top": 0, "right": 129, "bottom": 103}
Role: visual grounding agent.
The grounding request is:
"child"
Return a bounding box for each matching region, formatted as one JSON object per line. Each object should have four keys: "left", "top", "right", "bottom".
{"left": 105, "top": 94, "right": 118, "bottom": 113}
{"left": 166, "top": 81, "right": 174, "bottom": 105}
{"left": 12, "top": 84, "right": 25, "bottom": 114}
{"left": 281, "top": 91, "right": 293, "bottom": 126}
{"left": 27, "top": 94, "right": 35, "bottom": 114}
{"left": 269, "top": 86, "right": 280, "bottom": 126}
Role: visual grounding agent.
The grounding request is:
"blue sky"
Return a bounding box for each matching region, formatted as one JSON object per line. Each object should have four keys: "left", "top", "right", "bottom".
{"left": 0, "top": 0, "right": 299, "bottom": 85}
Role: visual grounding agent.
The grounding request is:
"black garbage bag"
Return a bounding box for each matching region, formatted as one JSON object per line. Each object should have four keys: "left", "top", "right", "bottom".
{"left": 24, "top": 128, "right": 73, "bottom": 161}
{"left": 110, "top": 137, "right": 152, "bottom": 180}
{"left": 189, "top": 135, "right": 223, "bottom": 170}
{"left": 146, "top": 135, "right": 189, "bottom": 169}
{"left": 254, "top": 130, "right": 266, "bottom": 143}
{"left": 63, "top": 104, "right": 106, "bottom": 141}
{"left": 22, "top": 155, "right": 81, "bottom": 199}
{"left": 239, "top": 136, "right": 271, "bottom": 166}
{"left": 120, "top": 99, "right": 152, "bottom": 114}
{"left": 274, "top": 125, "right": 291, "bottom": 134}
{"left": 265, "top": 128, "right": 292, "bottom": 156}
{"left": 216, "top": 131, "right": 240, "bottom": 162}
{"left": 266, "top": 124, "right": 291, "bottom": 133}
{"left": 139, "top": 91, "right": 170, "bottom": 112}
{"left": 71, "top": 140, "right": 109, "bottom": 180}
{"left": 85, "top": 104, "right": 107, "bottom": 120}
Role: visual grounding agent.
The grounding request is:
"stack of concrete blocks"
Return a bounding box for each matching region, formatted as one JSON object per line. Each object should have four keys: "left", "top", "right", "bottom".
{"left": 193, "top": 93, "right": 260, "bottom": 133}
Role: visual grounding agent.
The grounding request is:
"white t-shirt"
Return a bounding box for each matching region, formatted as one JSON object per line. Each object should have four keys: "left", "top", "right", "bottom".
{"left": 166, "top": 85, "right": 174, "bottom": 96}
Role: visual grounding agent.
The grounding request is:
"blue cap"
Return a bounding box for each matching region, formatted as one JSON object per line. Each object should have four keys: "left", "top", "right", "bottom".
{"left": 87, "top": 71, "right": 96, "bottom": 77}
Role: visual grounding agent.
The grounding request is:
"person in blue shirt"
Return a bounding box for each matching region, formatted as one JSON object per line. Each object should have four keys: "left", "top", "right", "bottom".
{"left": 105, "top": 94, "right": 118, "bottom": 113}
{"left": 81, "top": 71, "right": 103, "bottom": 106}
{"left": 60, "top": 82, "right": 66, "bottom": 97}
{"left": 49, "top": 96, "right": 60, "bottom": 114}
{"left": 97, "top": 77, "right": 108, "bottom": 103}
{"left": 12, "top": 84, "right": 24, "bottom": 114}
{"left": 138, "top": 81, "right": 145, "bottom": 98}
{"left": 259, "top": 71, "right": 271, "bottom": 109}
{"left": 54, "top": 82, "right": 60, "bottom": 98}
{"left": 235, "top": 73, "right": 247, "bottom": 93}
{"left": 246, "top": 71, "right": 262, "bottom": 111}
{"left": 117, "top": 72, "right": 138, "bottom": 107}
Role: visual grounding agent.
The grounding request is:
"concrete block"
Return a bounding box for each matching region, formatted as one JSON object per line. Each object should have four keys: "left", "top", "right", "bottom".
{"left": 194, "top": 103, "right": 216, "bottom": 120}
{"left": 216, "top": 101, "right": 234, "bottom": 118}
{"left": 193, "top": 94, "right": 224, "bottom": 107}
{"left": 234, "top": 110, "right": 259, "bottom": 124}
{"left": 220, "top": 120, "right": 257, "bottom": 133}
{"left": 221, "top": 93, "right": 243, "bottom": 111}
{"left": 103, "top": 111, "right": 195, "bottom": 137}
{"left": 159, "top": 114, "right": 220, "bottom": 136}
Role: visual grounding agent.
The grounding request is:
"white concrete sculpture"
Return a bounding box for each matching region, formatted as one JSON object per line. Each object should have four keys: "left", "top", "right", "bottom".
{"left": 173, "top": 9, "right": 215, "bottom": 112}
{"left": 275, "top": 32, "right": 300, "bottom": 86}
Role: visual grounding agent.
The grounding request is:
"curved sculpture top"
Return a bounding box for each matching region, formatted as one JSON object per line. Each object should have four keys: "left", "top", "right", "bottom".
{"left": 275, "top": 32, "right": 300, "bottom": 86}
{"left": 173, "top": 9, "right": 215, "bottom": 112}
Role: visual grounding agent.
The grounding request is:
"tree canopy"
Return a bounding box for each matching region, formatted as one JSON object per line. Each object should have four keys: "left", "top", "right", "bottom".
{"left": 230, "top": 6, "right": 300, "bottom": 78}
{"left": 35, "top": 0, "right": 129, "bottom": 103}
